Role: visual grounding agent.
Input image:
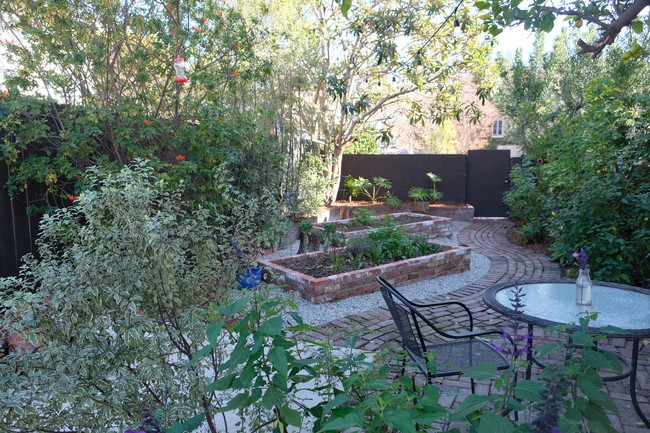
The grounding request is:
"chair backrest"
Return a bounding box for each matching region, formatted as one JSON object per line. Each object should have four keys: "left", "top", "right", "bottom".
{"left": 378, "top": 277, "right": 427, "bottom": 363}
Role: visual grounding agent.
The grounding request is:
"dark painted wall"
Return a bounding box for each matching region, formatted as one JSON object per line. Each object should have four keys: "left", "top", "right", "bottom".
{"left": 0, "top": 161, "right": 41, "bottom": 277}
{"left": 339, "top": 150, "right": 515, "bottom": 217}
{"left": 339, "top": 154, "right": 468, "bottom": 203}
{"left": 466, "top": 150, "right": 511, "bottom": 217}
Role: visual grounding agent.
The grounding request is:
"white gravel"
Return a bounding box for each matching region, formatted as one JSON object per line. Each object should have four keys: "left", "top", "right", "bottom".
{"left": 262, "top": 220, "right": 491, "bottom": 326}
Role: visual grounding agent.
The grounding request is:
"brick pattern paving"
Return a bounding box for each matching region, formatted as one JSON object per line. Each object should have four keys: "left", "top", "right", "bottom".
{"left": 305, "top": 218, "right": 649, "bottom": 432}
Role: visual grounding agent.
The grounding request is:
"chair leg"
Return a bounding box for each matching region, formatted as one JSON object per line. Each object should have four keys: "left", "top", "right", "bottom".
{"left": 470, "top": 378, "right": 476, "bottom": 394}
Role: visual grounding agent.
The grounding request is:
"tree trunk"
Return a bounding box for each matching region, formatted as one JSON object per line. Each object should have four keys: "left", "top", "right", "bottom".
{"left": 325, "top": 144, "right": 344, "bottom": 205}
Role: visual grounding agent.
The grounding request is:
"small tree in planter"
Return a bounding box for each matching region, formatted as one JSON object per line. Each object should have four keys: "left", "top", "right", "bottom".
{"left": 408, "top": 172, "right": 444, "bottom": 212}
{"left": 297, "top": 220, "right": 314, "bottom": 254}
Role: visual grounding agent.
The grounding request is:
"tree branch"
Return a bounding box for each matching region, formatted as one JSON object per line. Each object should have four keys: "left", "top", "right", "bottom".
{"left": 556, "top": 0, "right": 650, "bottom": 58}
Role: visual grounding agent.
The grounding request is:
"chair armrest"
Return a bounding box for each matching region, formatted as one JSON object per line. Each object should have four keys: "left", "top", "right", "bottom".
{"left": 377, "top": 277, "right": 477, "bottom": 330}
{"left": 445, "top": 328, "right": 509, "bottom": 340}
{"left": 409, "top": 299, "right": 475, "bottom": 331}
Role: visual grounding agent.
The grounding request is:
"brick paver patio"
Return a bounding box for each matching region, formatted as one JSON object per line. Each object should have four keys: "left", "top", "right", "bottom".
{"left": 306, "top": 218, "right": 649, "bottom": 432}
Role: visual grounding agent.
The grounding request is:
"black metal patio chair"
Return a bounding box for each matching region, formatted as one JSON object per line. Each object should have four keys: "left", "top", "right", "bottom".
{"left": 377, "top": 276, "right": 511, "bottom": 393}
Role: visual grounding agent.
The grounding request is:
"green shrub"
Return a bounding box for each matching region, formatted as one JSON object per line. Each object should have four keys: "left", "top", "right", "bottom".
{"left": 364, "top": 227, "right": 439, "bottom": 264}
{"left": 289, "top": 154, "right": 333, "bottom": 217}
{"left": 505, "top": 79, "right": 649, "bottom": 285}
{"left": 350, "top": 208, "right": 378, "bottom": 226}
{"left": 425, "top": 172, "right": 443, "bottom": 202}
{"left": 504, "top": 159, "right": 548, "bottom": 243}
{"left": 383, "top": 192, "right": 403, "bottom": 209}
{"left": 0, "top": 97, "right": 287, "bottom": 221}
{"left": 0, "top": 161, "right": 278, "bottom": 431}
{"left": 407, "top": 186, "right": 431, "bottom": 201}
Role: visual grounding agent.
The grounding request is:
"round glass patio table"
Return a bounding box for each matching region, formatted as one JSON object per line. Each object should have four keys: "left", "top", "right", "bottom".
{"left": 483, "top": 279, "right": 650, "bottom": 428}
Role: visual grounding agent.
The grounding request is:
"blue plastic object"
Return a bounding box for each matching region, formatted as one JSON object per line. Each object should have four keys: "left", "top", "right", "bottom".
{"left": 237, "top": 266, "right": 263, "bottom": 290}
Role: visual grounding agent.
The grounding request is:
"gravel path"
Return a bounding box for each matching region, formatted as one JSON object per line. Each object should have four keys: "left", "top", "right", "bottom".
{"left": 263, "top": 221, "right": 491, "bottom": 326}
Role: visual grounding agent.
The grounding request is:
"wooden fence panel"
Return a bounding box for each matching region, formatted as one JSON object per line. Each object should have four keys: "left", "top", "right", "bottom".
{"left": 339, "top": 154, "right": 468, "bottom": 203}
{"left": 0, "top": 161, "right": 41, "bottom": 277}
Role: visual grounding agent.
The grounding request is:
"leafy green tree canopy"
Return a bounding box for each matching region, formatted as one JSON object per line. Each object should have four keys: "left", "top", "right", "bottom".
{"left": 492, "top": 31, "right": 650, "bottom": 157}
{"left": 476, "top": 0, "right": 650, "bottom": 57}
{"left": 282, "top": 0, "right": 499, "bottom": 202}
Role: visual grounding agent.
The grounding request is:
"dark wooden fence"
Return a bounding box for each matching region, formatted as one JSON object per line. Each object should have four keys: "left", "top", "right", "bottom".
{"left": 339, "top": 150, "right": 517, "bottom": 217}
{"left": 0, "top": 162, "right": 43, "bottom": 278}
{"left": 338, "top": 154, "right": 468, "bottom": 203}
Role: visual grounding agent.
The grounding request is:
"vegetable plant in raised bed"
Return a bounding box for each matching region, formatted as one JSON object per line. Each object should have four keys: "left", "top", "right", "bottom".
{"left": 311, "top": 209, "right": 451, "bottom": 244}
{"left": 260, "top": 226, "right": 470, "bottom": 303}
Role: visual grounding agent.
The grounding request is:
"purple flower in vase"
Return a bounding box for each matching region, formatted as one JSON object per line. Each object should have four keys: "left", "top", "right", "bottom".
{"left": 572, "top": 248, "right": 589, "bottom": 270}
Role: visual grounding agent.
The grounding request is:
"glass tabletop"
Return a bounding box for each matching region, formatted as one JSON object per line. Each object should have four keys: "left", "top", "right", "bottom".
{"left": 484, "top": 280, "right": 650, "bottom": 336}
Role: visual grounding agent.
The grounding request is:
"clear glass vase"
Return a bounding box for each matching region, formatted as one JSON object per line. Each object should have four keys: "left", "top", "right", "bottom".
{"left": 576, "top": 267, "right": 592, "bottom": 306}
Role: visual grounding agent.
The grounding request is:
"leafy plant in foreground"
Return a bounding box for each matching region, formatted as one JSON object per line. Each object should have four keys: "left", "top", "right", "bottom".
{"left": 175, "top": 289, "right": 626, "bottom": 433}
{"left": 0, "top": 160, "right": 275, "bottom": 432}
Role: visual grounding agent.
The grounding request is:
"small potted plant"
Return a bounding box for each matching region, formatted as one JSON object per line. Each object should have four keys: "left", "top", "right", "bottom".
{"left": 297, "top": 220, "right": 313, "bottom": 254}
{"left": 408, "top": 172, "right": 443, "bottom": 213}
{"left": 408, "top": 187, "right": 434, "bottom": 213}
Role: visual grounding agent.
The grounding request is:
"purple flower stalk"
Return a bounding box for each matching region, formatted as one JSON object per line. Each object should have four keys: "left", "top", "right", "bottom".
{"left": 532, "top": 369, "right": 567, "bottom": 433}
{"left": 489, "top": 286, "right": 530, "bottom": 356}
{"left": 572, "top": 248, "right": 589, "bottom": 270}
{"left": 490, "top": 342, "right": 506, "bottom": 352}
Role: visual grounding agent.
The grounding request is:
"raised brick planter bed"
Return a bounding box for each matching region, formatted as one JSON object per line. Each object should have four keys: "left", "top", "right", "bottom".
{"left": 321, "top": 202, "right": 474, "bottom": 222}
{"left": 259, "top": 242, "right": 471, "bottom": 303}
{"left": 312, "top": 212, "right": 451, "bottom": 242}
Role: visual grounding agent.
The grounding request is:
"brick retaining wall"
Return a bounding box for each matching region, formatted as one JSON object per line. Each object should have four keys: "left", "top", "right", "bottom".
{"left": 260, "top": 243, "right": 471, "bottom": 303}
{"left": 311, "top": 212, "right": 452, "bottom": 241}
{"left": 317, "top": 203, "right": 474, "bottom": 222}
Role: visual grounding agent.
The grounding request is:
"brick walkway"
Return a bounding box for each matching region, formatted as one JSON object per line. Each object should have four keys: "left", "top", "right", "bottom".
{"left": 306, "top": 218, "right": 649, "bottom": 432}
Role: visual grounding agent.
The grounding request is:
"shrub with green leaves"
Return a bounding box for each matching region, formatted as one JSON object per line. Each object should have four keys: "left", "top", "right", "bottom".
{"left": 407, "top": 186, "right": 432, "bottom": 201}
{"left": 291, "top": 154, "right": 334, "bottom": 217}
{"left": 345, "top": 176, "right": 393, "bottom": 203}
{"left": 350, "top": 208, "right": 378, "bottom": 226}
{"left": 426, "top": 172, "right": 443, "bottom": 202}
{"left": 364, "top": 227, "right": 439, "bottom": 264}
{"left": 383, "top": 192, "right": 403, "bottom": 209}
{"left": 0, "top": 160, "right": 281, "bottom": 432}
{"left": 166, "top": 291, "right": 625, "bottom": 433}
{"left": 0, "top": 97, "right": 287, "bottom": 219}
{"left": 408, "top": 172, "right": 443, "bottom": 203}
{"left": 504, "top": 159, "right": 548, "bottom": 243}
{"left": 505, "top": 79, "right": 649, "bottom": 285}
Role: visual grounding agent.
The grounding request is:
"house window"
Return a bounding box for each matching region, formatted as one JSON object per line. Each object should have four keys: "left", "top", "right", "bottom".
{"left": 492, "top": 119, "right": 504, "bottom": 138}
